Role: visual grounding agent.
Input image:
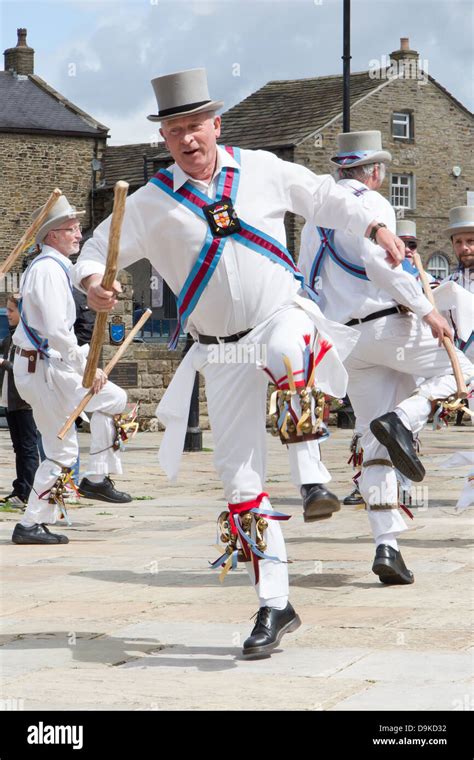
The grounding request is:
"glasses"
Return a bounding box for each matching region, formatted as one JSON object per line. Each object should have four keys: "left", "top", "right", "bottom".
{"left": 406, "top": 241, "right": 417, "bottom": 250}
{"left": 51, "top": 224, "right": 82, "bottom": 234}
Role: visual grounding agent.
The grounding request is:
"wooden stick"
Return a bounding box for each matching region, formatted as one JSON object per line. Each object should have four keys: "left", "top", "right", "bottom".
{"left": 413, "top": 252, "right": 468, "bottom": 399}
{"left": 0, "top": 189, "right": 62, "bottom": 277}
{"left": 82, "top": 181, "right": 129, "bottom": 387}
{"left": 57, "top": 308, "right": 152, "bottom": 440}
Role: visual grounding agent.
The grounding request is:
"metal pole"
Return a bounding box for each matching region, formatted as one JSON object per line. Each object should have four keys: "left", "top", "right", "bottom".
{"left": 182, "top": 333, "right": 203, "bottom": 451}
{"left": 342, "top": 0, "right": 351, "bottom": 132}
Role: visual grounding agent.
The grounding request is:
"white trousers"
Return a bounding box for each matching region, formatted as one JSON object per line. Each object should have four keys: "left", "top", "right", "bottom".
{"left": 344, "top": 312, "right": 473, "bottom": 540}
{"left": 13, "top": 353, "right": 127, "bottom": 526}
{"left": 201, "top": 305, "right": 329, "bottom": 606}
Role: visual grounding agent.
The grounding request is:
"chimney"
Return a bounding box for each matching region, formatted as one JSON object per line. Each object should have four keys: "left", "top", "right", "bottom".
{"left": 4, "top": 28, "right": 34, "bottom": 75}
{"left": 390, "top": 37, "right": 419, "bottom": 65}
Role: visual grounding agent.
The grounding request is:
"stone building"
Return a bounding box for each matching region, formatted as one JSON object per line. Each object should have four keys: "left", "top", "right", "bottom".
{"left": 0, "top": 28, "right": 108, "bottom": 302}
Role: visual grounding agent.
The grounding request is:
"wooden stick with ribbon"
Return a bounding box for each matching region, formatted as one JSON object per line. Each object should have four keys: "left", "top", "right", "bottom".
{"left": 413, "top": 252, "right": 467, "bottom": 399}
{"left": 82, "top": 180, "right": 129, "bottom": 388}
{"left": 57, "top": 308, "right": 151, "bottom": 440}
{"left": 0, "top": 189, "right": 62, "bottom": 277}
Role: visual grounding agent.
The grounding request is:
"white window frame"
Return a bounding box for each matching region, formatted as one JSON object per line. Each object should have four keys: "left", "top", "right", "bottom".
{"left": 427, "top": 253, "right": 450, "bottom": 280}
{"left": 392, "top": 112, "right": 411, "bottom": 139}
{"left": 390, "top": 173, "right": 415, "bottom": 209}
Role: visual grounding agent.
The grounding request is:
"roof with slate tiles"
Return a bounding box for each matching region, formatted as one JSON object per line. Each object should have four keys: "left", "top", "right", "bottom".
{"left": 0, "top": 71, "right": 108, "bottom": 136}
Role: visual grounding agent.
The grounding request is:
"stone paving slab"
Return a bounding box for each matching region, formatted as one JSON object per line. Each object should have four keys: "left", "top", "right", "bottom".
{"left": 1, "top": 426, "right": 473, "bottom": 710}
{"left": 329, "top": 650, "right": 473, "bottom": 683}
{"left": 332, "top": 682, "right": 474, "bottom": 711}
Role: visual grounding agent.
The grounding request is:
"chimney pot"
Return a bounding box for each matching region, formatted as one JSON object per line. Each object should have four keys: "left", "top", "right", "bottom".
{"left": 4, "top": 28, "right": 34, "bottom": 75}
{"left": 390, "top": 36, "right": 419, "bottom": 66}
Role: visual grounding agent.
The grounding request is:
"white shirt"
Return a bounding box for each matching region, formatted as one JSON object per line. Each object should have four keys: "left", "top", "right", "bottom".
{"left": 13, "top": 246, "right": 87, "bottom": 373}
{"left": 298, "top": 178, "right": 433, "bottom": 324}
{"left": 72, "top": 146, "right": 376, "bottom": 337}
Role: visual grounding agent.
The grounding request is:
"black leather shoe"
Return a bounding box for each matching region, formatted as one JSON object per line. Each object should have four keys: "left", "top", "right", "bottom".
{"left": 12, "top": 523, "right": 69, "bottom": 545}
{"left": 343, "top": 486, "right": 365, "bottom": 506}
{"left": 242, "top": 602, "right": 301, "bottom": 657}
{"left": 78, "top": 476, "right": 132, "bottom": 503}
{"left": 301, "top": 483, "right": 340, "bottom": 522}
{"left": 370, "top": 412, "right": 425, "bottom": 482}
{"left": 372, "top": 544, "right": 414, "bottom": 585}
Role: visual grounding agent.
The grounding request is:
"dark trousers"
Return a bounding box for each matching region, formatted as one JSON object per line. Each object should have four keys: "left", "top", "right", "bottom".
{"left": 5, "top": 409, "right": 40, "bottom": 501}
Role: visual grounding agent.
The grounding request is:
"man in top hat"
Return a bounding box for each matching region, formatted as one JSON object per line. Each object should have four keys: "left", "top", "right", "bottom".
{"left": 72, "top": 69, "right": 406, "bottom": 657}
{"left": 11, "top": 195, "right": 132, "bottom": 546}
{"left": 299, "top": 130, "right": 473, "bottom": 585}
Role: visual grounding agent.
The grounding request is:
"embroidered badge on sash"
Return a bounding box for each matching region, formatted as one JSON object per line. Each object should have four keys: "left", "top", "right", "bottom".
{"left": 203, "top": 197, "right": 241, "bottom": 238}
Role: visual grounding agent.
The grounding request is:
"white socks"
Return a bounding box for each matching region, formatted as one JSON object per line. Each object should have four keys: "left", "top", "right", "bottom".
{"left": 395, "top": 396, "right": 432, "bottom": 434}
{"left": 261, "top": 595, "right": 288, "bottom": 610}
{"left": 375, "top": 532, "right": 399, "bottom": 550}
{"left": 87, "top": 474, "right": 106, "bottom": 484}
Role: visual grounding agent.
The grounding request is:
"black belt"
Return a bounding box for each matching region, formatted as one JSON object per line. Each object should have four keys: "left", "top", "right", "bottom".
{"left": 197, "top": 328, "right": 253, "bottom": 345}
{"left": 345, "top": 306, "right": 403, "bottom": 327}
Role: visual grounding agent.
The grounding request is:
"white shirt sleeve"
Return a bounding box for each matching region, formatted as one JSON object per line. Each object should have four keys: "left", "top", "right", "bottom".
{"left": 357, "top": 194, "right": 433, "bottom": 317}
{"left": 273, "top": 154, "right": 375, "bottom": 237}
{"left": 297, "top": 222, "right": 318, "bottom": 280}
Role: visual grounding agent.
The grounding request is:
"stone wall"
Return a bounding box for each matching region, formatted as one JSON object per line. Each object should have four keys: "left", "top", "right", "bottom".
{"left": 294, "top": 76, "right": 473, "bottom": 268}
{"left": 0, "top": 132, "right": 105, "bottom": 304}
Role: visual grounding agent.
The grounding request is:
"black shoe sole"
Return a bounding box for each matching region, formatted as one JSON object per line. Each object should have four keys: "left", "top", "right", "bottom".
{"left": 12, "top": 535, "right": 69, "bottom": 545}
{"left": 77, "top": 488, "right": 132, "bottom": 504}
{"left": 304, "top": 497, "right": 341, "bottom": 523}
{"left": 372, "top": 559, "right": 414, "bottom": 585}
{"left": 242, "top": 614, "right": 302, "bottom": 658}
{"left": 369, "top": 419, "right": 425, "bottom": 483}
{"left": 343, "top": 496, "right": 365, "bottom": 506}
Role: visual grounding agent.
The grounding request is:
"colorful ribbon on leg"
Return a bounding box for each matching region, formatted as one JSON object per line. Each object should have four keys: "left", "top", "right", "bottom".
{"left": 209, "top": 493, "right": 290, "bottom": 583}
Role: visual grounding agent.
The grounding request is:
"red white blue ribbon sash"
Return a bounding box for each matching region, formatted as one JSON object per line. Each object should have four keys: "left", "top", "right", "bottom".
{"left": 309, "top": 186, "right": 370, "bottom": 289}
{"left": 149, "top": 146, "right": 306, "bottom": 348}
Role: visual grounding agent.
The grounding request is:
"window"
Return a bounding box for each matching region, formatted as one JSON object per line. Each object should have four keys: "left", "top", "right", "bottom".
{"left": 392, "top": 112, "right": 411, "bottom": 139}
{"left": 427, "top": 253, "right": 449, "bottom": 280}
{"left": 391, "top": 174, "right": 415, "bottom": 209}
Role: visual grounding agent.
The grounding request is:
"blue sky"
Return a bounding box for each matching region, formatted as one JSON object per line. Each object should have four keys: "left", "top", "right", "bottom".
{"left": 1, "top": 0, "right": 472, "bottom": 145}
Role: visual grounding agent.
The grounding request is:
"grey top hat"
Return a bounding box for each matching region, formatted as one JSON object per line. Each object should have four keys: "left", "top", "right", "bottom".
{"left": 331, "top": 130, "right": 392, "bottom": 167}
{"left": 444, "top": 206, "right": 474, "bottom": 237}
{"left": 32, "top": 195, "right": 85, "bottom": 244}
{"left": 147, "top": 68, "right": 224, "bottom": 122}
{"left": 397, "top": 220, "right": 417, "bottom": 239}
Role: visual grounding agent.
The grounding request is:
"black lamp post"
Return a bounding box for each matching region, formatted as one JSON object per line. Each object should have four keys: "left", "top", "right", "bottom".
{"left": 182, "top": 333, "right": 202, "bottom": 451}
{"left": 342, "top": 0, "right": 351, "bottom": 132}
